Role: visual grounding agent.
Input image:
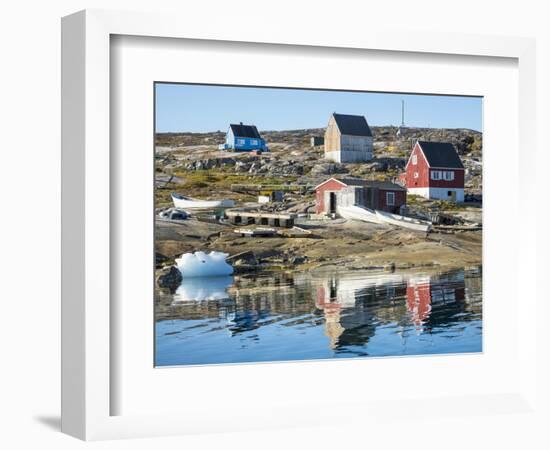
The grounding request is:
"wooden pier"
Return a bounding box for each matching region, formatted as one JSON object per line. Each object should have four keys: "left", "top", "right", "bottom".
{"left": 225, "top": 210, "right": 297, "bottom": 228}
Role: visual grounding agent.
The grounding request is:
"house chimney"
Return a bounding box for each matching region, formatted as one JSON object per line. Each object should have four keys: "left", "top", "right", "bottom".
{"left": 240, "top": 122, "right": 243, "bottom": 125}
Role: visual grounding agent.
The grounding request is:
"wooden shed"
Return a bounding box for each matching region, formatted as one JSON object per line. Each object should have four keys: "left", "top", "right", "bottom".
{"left": 315, "top": 177, "right": 406, "bottom": 215}
{"left": 324, "top": 113, "right": 373, "bottom": 163}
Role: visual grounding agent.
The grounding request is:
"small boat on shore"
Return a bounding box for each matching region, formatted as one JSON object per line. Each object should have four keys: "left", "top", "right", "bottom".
{"left": 337, "top": 205, "right": 431, "bottom": 232}
{"left": 337, "top": 205, "right": 382, "bottom": 224}
{"left": 375, "top": 210, "right": 431, "bottom": 233}
{"left": 171, "top": 193, "right": 235, "bottom": 210}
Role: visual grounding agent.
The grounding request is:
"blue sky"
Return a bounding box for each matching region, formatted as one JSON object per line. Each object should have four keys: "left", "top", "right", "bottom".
{"left": 155, "top": 83, "right": 482, "bottom": 133}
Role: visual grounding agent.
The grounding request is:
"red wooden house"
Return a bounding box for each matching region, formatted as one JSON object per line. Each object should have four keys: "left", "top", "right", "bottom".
{"left": 404, "top": 141, "right": 465, "bottom": 202}
{"left": 315, "top": 177, "right": 406, "bottom": 215}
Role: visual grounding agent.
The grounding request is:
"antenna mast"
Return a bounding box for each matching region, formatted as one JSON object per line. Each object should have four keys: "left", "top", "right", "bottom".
{"left": 401, "top": 100, "right": 405, "bottom": 127}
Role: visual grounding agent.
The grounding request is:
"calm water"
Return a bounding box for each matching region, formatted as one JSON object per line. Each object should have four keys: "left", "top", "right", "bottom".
{"left": 155, "top": 267, "right": 482, "bottom": 366}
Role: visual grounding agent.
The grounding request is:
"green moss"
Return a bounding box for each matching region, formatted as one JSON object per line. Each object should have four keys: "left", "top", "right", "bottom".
{"left": 156, "top": 169, "right": 298, "bottom": 208}
{"left": 433, "top": 200, "right": 460, "bottom": 210}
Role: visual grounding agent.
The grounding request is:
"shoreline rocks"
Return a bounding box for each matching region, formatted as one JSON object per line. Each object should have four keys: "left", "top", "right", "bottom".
{"left": 156, "top": 266, "right": 183, "bottom": 291}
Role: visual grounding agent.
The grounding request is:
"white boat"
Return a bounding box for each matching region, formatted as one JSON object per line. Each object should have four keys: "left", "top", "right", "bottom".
{"left": 375, "top": 210, "right": 431, "bottom": 233}
{"left": 337, "top": 205, "right": 382, "bottom": 224}
{"left": 337, "top": 205, "right": 431, "bottom": 232}
{"left": 171, "top": 193, "right": 235, "bottom": 210}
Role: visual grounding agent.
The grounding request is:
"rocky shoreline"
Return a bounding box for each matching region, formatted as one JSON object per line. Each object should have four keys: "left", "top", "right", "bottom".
{"left": 154, "top": 125, "right": 482, "bottom": 291}
{"left": 155, "top": 215, "right": 482, "bottom": 291}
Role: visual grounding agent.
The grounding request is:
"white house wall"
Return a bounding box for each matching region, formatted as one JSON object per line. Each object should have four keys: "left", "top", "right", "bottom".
{"left": 226, "top": 127, "right": 234, "bottom": 147}
{"left": 408, "top": 187, "right": 464, "bottom": 202}
{"left": 431, "top": 187, "right": 464, "bottom": 202}
{"left": 325, "top": 151, "right": 342, "bottom": 163}
{"left": 336, "top": 187, "right": 359, "bottom": 208}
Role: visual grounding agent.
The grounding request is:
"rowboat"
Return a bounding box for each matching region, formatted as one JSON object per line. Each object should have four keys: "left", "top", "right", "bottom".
{"left": 171, "top": 193, "right": 235, "bottom": 209}
{"left": 374, "top": 210, "right": 431, "bottom": 233}
{"left": 337, "top": 205, "right": 382, "bottom": 224}
{"left": 337, "top": 205, "right": 431, "bottom": 233}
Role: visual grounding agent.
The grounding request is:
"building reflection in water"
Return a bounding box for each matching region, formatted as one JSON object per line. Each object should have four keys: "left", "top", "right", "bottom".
{"left": 156, "top": 267, "right": 480, "bottom": 355}
{"left": 406, "top": 271, "right": 465, "bottom": 329}
{"left": 315, "top": 274, "right": 406, "bottom": 351}
{"left": 314, "top": 270, "right": 471, "bottom": 351}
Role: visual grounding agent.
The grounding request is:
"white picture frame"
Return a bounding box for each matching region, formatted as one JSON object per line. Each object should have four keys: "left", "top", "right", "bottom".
{"left": 61, "top": 9, "right": 539, "bottom": 441}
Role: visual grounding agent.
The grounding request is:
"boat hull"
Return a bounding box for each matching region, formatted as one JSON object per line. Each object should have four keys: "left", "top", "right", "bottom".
{"left": 171, "top": 193, "right": 235, "bottom": 210}
{"left": 375, "top": 210, "right": 431, "bottom": 232}
{"left": 337, "top": 205, "right": 382, "bottom": 224}
{"left": 337, "top": 205, "right": 431, "bottom": 232}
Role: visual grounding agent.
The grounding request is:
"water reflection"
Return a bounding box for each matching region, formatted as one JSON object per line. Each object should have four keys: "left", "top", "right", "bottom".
{"left": 172, "top": 276, "right": 233, "bottom": 302}
{"left": 155, "top": 267, "right": 482, "bottom": 366}
{"left": 315, "top": 275, "right": 407, "bottom": 350}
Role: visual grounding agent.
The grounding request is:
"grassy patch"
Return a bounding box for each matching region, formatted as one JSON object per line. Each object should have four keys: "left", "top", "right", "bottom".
{"left": 174, "top": 169, "right": 296, "bottom": 188}
{"left": 433, "top": 200, "right": 461, "bottom": 211}
{"left": 156, "top": 169, "right": 298, "bottom": 208}
{"left": 406, "top": 194, "right": 424, "bottom": 206}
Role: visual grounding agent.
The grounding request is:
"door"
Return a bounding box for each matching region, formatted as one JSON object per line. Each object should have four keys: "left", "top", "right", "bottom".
{"left": 449, "top": 191, "right": 457, "bottom": 202}
{"left": 329, "top": 192, "right": 337, "bottom": 214}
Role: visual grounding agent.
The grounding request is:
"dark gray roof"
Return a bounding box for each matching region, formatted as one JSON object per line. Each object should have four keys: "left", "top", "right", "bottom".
{"left": 332, "top": 113, "right": 372, "bottom": 137}
{"left": 337, "top": 177, "right": 406, "bottom": 191}
{"left": 418, "top": 141, "right": 464, "bottom": 169}
{"left": 230, "top": 123, "right": 262, "bottom": 139}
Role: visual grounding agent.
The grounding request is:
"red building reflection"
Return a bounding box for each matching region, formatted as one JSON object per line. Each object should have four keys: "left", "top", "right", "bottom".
{"left": 406, "top": 275, "right": 465, "bottom": 327}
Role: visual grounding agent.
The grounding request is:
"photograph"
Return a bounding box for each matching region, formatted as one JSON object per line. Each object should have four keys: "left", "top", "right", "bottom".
{"left": 154, "top": 83, "right": 483, "bottom": 367}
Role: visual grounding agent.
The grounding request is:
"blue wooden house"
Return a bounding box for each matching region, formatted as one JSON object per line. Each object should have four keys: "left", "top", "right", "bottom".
{"left": 219, "top": 122, "right": 269, "bottom": 152}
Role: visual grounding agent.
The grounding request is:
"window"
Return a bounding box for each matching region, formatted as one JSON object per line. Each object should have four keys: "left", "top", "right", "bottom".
{"left": 386, "top": 192, "right": 395, "bottom": 206}
{"left": 237, "top": 139, "right": 245, "bottom": 145}
{"left": 250, "top": 139, "right": 258, "bottom": 145}
{"left": 431, "top": 170, "right": 442, "bottom": 180}
{"left": 412, "top": 154, "right": 417, "bottom": 165}
{"left": 443, "top": 171, "right": 454, "bottom": 181}
{"left": 414, "top": 172, "right": 419, "bottom": 178}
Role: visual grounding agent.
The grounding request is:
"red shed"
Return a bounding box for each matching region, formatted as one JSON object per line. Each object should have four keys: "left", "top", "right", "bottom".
{"left": 404, "top": 141, "right": 465, "bottom": 202}
{"left": 315, "top": 177, "right": 406, "bottom": 215}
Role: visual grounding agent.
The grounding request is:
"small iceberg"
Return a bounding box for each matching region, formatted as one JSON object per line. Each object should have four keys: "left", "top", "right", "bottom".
{"left": 175, "top": 251, "right": 234, "bottom": 278}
